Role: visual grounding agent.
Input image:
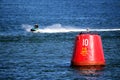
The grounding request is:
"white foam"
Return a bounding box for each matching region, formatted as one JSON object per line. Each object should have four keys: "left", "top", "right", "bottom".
{"left": 22, "top": 24, "right": 33, "bottom": 32}
{"left": 90, "top": 28, "right": 120, "bottom": 31}
{"left": 37, "top": 24, "right": 85, "bottom": 33}
{"left": 22, "top": 24, "right": 120, "bottom": 33}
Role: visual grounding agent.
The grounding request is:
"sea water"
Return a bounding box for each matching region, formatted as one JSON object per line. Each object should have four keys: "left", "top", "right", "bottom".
{"left": 0, "top": 0, "right": 120, "bottom": 80}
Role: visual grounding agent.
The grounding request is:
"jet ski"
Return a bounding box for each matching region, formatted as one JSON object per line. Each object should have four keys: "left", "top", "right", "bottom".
{"left": 31, "top": 28, "right": 38, "bottom": 31}
{"left": 31, "top": 24, "right": 39, "bottom": 32}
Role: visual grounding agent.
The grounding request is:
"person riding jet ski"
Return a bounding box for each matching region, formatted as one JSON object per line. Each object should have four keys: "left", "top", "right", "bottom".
{"left": 31, "top": 24, "right": 39, "bottom": 31}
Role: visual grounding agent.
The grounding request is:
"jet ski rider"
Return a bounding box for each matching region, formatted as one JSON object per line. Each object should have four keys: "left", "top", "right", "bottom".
{"left": 31, "top": 24, "right": 39, "bottom": 31}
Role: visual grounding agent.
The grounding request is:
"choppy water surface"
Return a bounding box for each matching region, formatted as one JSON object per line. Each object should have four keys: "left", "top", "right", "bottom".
{"left": 0, "top": 31, "right": 120, "bottom": 80}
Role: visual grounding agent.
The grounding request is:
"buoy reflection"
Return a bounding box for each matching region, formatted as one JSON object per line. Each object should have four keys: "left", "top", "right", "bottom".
{"left": 72, "top": 65, "right": 105, "bottom": 76}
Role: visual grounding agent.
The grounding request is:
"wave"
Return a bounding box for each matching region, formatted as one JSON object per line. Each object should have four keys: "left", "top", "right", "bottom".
{"left": 22, "top": 24, "right": 120, "bottom": 33}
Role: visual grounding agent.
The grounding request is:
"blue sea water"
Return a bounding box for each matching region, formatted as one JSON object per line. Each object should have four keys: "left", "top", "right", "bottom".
{"left": 0, "top": 0, "right": 120, "bottom": 80}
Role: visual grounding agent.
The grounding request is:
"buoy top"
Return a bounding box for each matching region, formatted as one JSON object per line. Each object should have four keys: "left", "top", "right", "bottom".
{"left": 79, "top": 32, "right": 99, "bottom": 35}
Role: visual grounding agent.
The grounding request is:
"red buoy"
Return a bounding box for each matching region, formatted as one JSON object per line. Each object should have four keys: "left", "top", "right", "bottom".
{"left": 71, "top": 33, "right": 105, "bottom": 67}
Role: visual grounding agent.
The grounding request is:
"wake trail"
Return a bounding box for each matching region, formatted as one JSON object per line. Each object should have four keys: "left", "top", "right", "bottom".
{"left": 22, "top": 24, "right": 120, "bottom": 33}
